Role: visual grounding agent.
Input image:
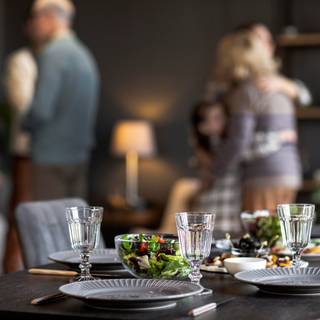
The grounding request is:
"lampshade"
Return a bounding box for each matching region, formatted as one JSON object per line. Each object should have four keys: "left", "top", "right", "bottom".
{"left": 111, "top": 120, "right": 156, "bottom": 157}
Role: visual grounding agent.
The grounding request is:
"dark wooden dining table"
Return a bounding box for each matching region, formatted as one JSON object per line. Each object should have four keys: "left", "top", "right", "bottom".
{"left": 1, "top": 262, "right": 320, "bottom": 320}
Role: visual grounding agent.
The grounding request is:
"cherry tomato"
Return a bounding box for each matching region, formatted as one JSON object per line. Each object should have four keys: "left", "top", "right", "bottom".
{"left": 139, "top": 242, "right": 148, "bottom": 253}
{"left": 155, "top": 235, "right": 165, "bottom": 244}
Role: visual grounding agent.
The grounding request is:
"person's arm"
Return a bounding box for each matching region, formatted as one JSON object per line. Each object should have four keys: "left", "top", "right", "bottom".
{"left": 243, "top": 130, "right": 297, "bottom": 161}
{"left": 255, "top": 75, "right": 312, "bottom": 106}
{"left": 4, "top": 51, "right": 37, "bottom": 113}
{"left": 213, "top": 112, "right": 256, "bottom": 178}
{"left": 212, "top": 84, "right": 257, "bottom": 178}
{"left": 294, "top": 79, "right": 312, "bottom": 106}
{"left": 23, "top": 50, "right": 62, "bottom": 131}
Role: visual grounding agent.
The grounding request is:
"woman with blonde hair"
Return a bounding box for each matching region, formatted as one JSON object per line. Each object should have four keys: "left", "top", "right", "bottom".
{"left": 212, "top": 30, "right": 301, "bottom": 213}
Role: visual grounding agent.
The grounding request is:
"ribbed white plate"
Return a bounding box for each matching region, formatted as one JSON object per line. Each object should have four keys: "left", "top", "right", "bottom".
{"left": 49, "top": 249, "right": 120, "bottom": 265}
{"left": 60, "top": 279, "right": 203, "bottom": 310}
{"left": 235, "top": 267, "right": 320, "bottom": 295}
{"left": 302, "top": 253, "right": 320, "bottom": 262}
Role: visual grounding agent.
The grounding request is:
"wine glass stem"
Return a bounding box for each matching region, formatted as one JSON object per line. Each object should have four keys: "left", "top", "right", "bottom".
{"left": 79, "top": 252, "right": 92, "bottom": 279}
{"left": 189, "top": 261, "right": 202, "bottom": 284}
{"left": 292, "top": 249, "right": 302, "bottom": 267}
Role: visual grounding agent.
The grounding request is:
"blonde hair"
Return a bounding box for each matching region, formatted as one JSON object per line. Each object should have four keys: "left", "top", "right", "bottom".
{"left": 215, "top": 31, "right": 278, "bottom": 84}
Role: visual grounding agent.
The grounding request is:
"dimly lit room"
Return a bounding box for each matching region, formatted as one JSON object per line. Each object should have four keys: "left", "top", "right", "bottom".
{"left": 0, "top": 0, "right": 320, "bottom": 318}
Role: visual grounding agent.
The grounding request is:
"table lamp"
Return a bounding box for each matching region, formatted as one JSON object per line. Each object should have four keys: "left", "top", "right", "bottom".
{"left": 111, "top": 120, "right": 156, "bottom": 208}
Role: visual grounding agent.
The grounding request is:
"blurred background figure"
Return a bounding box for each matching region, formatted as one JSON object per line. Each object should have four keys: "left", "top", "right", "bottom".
{"left": 4, "top": 13, "right": 40, "bottom": 205}
{"left": 23, "top": 0, "right": 100, "bottom": 200}
{"left": 213, "top": 30, "right": 302, "bottom": 213}
{"left": 160, "top": 98, "right": 242, "bottom": 236}
{"left": 238, "top": 22, "right": 312, "bottom": 107}
{"left": 205, "top": 22, "right": 312, "bottom": 107}
{"left": 160, "top": 97, "right": 297, "bottom": 235}
{"left": 3, "top": 10, "right": 43, "bottom": 272}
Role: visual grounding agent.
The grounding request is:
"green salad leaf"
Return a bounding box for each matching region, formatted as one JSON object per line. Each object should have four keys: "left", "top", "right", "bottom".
{"left": 256, "top": 216, "right": 281, "bottom": 243}
{"left": 118, "top": 234, "right": 191, "bottom": 279}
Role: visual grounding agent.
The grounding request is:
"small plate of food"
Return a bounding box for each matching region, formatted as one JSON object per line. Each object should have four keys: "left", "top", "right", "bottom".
{"left": 201, "top": 232, "right": 308, "bottom": 274}
{"left": 201, "top": 253, "right": 294, "bottom": 274}
{"left": 302, "top": 239, "right": 320, "bottom": 261}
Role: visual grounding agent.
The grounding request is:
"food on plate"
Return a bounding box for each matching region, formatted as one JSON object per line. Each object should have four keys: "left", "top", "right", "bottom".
{"left": 303, "top": 239, "right": 320, "bottom": 254}
{"left": 115, "top": 233, "right": 191, "bottom": 279}
{"left": 204, "top": 253, "right": 292, "bottom": 270}
{"left": 241, "top": 210, "right": 269, "bottom": 233}
{"left": 262, "top": 255, "right": 292, "bottom": 268}
{"left": 232, "top": 233, "right": 269, "bottom": 257}
{"left": 304, "top": 247, "right": 320, "bottom": 254}
{"left": 204, "top": 252, "right": 233, "bottom": 268}
{"left": 241, "top": 211, "right": 281, "bottom": 243}
{"left": 207, "top": 233, "right": 292, "bottom": 271}
{"left": 270, "top": 242, "right": 289, "bottom": 255}
{"left": 237, "top": 233, "right": 262, "bottom": 252}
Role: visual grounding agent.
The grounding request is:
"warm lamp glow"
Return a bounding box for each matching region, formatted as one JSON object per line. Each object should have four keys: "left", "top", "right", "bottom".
{"left": 111, "top": 120, "right": 156, "bottom": 157}
{"left": 111, "top": 120, "right": 156, "bottom": 207}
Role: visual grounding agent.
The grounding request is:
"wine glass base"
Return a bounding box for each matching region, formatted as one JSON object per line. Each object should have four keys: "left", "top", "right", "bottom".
{"left": 198, "top": 287, "right": 213, "bottom": 296}
{"left": 292, "top": 260, "right": 309, "bottom": 269}
{"left": 73, "top": 275, "right": 97, "bottom": 282}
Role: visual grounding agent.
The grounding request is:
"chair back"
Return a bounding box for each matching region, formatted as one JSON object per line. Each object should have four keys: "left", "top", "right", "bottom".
{"left": 16, "top": 198, "right": 105, "bottom": 268}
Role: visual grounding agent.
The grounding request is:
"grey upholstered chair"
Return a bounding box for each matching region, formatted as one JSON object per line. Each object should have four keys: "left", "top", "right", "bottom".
{"left": 15, "top": 198, "right": 105, "bottom": 268}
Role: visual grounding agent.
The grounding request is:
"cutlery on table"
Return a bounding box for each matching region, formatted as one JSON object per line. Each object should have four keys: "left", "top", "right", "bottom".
{"left": 188, "top": 298, "right": 234, "bottom": 317}
{"left": 28, "top": 268, "right": 125, "bottom": 277}
{"left": 31, "top": 292, "right": 66, "bottom": 305}
{"left": 29, "top": 268, "right": 78, "bottom": 277}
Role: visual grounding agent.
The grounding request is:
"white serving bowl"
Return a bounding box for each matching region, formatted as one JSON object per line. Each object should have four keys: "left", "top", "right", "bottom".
{"left": 224, "top": 257, "right": 266, "bottom": 275}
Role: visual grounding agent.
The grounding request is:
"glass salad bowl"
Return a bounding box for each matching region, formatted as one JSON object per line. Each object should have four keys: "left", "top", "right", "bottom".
{"left": 115, "top": 233, "right": 191, "bottom": 279}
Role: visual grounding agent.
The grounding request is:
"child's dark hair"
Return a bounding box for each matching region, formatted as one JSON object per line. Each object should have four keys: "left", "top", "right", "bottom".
{"left": 191, "top": 95, "right": 226, "bottom": 152}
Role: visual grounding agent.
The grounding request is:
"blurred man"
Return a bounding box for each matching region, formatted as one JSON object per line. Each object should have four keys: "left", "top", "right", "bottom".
{"left": 24, "top": 0, "right": 100, "bottom": 200}
{"left": 3, "top": 12, "right": 42, "bottom": 273}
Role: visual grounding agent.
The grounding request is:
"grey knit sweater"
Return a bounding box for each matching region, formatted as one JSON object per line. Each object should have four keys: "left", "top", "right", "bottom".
{"left": 24, "top": 33, "right": 99, "bottom": 165}
{"left": 213, "top": 81, "right": 302, "bottom": 188}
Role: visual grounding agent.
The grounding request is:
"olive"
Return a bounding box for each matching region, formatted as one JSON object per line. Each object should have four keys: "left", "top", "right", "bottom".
{"left": 238, "top": 234, "right": 261, "bottom": 252}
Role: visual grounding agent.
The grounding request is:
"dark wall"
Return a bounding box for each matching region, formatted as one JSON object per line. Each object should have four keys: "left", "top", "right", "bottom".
{"left": 0, "top": 0, "right": 4, "bottom": 65}
{"left": 2, "top": 0, "right": 320, "bottom": 207}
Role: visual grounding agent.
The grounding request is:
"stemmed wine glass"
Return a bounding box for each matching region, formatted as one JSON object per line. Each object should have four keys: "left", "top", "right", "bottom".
{"left": 277, "top": 204, "right": 315, "bottom": 268}
{"left": 176, "top": 212, "right": 215, "bottom": 289}
{"left": 66, "top": 206, "right": 103, "bottom": 281}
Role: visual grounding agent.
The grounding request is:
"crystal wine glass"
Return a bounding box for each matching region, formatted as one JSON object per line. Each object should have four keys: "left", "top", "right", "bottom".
{"left": 176, "top": 212, "right": 215, "bottom": 287}
{"left": 277, "top": 204, "right": 315, "bottom": 268}
{"left": 66, "top": 206, "right": 103, "bottom": 281}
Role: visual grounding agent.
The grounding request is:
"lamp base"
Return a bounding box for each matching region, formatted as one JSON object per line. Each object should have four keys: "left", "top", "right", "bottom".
{"left": 126, "top": 196, "right": 146, "bottom": 210}
{"left": 106, "top": 194, "right": 147, "bottom": 211}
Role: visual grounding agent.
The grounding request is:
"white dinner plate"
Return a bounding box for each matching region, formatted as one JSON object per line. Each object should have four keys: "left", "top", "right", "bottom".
{"left": 60, "top": 278, "right": 203, "bottom": 310}
{"left": 302, "top": 253, "right": 320, "bottom": 262}
{"left": 49, "top": 249, "right": 121, "bottom": 269}
{"left": 235, "top": 267, "right": 320, "bottom": 295}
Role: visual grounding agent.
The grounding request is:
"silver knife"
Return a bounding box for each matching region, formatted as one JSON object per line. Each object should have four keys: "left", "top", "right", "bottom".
{"left": 188, "top": 297, "right": 234, "bottom": 317}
